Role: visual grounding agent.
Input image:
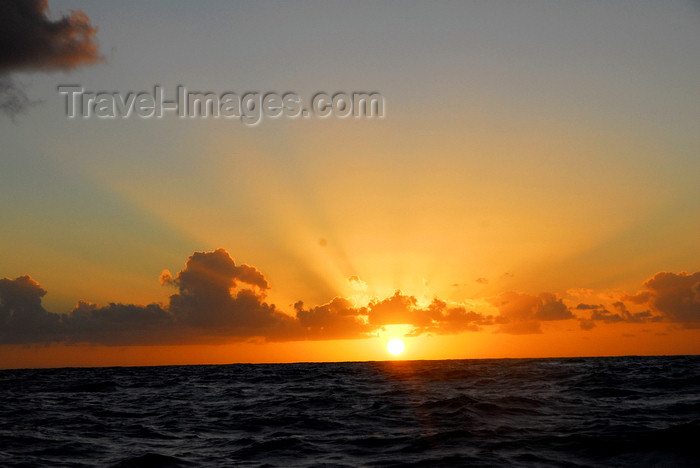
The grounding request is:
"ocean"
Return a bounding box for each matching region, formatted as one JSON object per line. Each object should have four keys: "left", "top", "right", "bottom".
{"left": 1, "top": 355, "right": 698, "bottom": 467}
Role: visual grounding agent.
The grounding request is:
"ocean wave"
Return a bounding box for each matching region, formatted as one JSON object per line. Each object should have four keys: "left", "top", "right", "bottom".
{"left": 0, "top": 356, "right": 698, "bottom": 467}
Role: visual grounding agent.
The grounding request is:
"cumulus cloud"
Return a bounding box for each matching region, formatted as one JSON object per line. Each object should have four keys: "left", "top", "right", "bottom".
{"left": 0, "top": 250, "right": 295, "bottom": 346}
{"left": 63, "top": 301, "right": 174, "bottom": 346}
{"left": 625, "top": 271, "right": 700, "bottom": 328}
{"left": 0, "top": 275, "right": 60, "bottom": 344}
{"left": 489, "top": 291, "right": 573, "bottom": 334}
{"left": 0, "top": 0, "right": 103, "bottom": 117}
{"left": 1, "top": 256, "right": 697, "bottom": 345}
{"left": 159, "top": 249, "right": 289, "bottom": 340}
{"left": 367, "top": 291, "right": 423, "bottom": 326}
{"left": 406, "top": 299, "right": 492, "bottom": 336}
{"left": 365, "top": 292, "right": 491, "bottom": 334}
{"left": 294, "top": 297, "right": 371, "bottom": 340}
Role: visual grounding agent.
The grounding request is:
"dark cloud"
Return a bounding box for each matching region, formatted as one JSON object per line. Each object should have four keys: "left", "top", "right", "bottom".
{"left": 406, "top": 299, "right": 492, "bottom": 336}
{"left": 62, "top": 301, "right": 175, "bottom": 346}
{"left": 476, "top": 277, "right": 489, "bottom": 285}
{"left": 0, "top": 275, "right": 60, "bottom": 344}
{"left": 158, "top": 249, "right": 291, "bottom": 340}
{"left": 294, "top": 297, "right": 371, "bottom": 340}
{"left": 0, "top": 0, "right": 103, "bottom": 116}
{"left": 367, "top": 291, "right": 423, "bottom": 326}
{"left": 0, "top": 250, "right": 495, "bottom": 345}
{"left": 1, "top": 257, "right": 696, "bottom": 345}
{"left": 625, "top": 271, "right": 700, "bottom": 328}
{"left": 576, "top": 301, "right": 661, "bottom": 330}
{"left": 0, "top": 0, "right": 103, "bottom": 73}
{"left": 0, "top": 249, "right": 294, "bottom": 346}
{"left": 344, "top": 290, "right": 489, "bottom": 335}
{"left": 489, "top": 291, "right": 574, "bottom": 334}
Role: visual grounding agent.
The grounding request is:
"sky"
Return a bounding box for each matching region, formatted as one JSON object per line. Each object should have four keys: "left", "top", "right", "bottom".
{"left": 0, "top": 0, "right": 698, "bottom": 368}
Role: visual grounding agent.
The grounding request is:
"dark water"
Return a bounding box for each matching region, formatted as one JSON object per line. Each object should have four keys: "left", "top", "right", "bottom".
{"left": 1, "top": 356, "right": 698, "bottom": 467}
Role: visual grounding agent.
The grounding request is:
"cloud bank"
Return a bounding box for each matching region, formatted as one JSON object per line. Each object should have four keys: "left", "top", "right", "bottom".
{"left": 1, "top": 248, "right": 694, "bottom": 346}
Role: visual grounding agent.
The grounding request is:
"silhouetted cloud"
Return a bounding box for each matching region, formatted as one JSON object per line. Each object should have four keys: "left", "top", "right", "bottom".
{"left": 162, "top": 249, "right": 292, "bottom": 340}
{"left": 406, "top": 299, "right": 492, "bottom": 336}
{"left": 489, "top": 291, "right": 573, "bottom": 334}
{"left": 368, "top": 291, "right": 424, "bottom": 326}
{"left": 575, "top": 301, "right": 659, "bottom": 330}
{"left": 62, "top": 301, "right": 174, "bottom": 346}
{"left": 0, "top": 275, "right": 60, "bottom": 344}
{"left": 0, "top": 0, "right": 103, "bottom": 116}
{"left": 0, "top": 249, "right": 293, "bottom": 345}
{"left": 1, "top": 256, "right": 697, "bottom": 345}
{"left": 625, "top": 271, "right": 700, "bottom": 328}
{"left": 0, "top": 0, "right": 102, "bottom": 73}
{"left": 293, "top": 297, "right": 371, "bottom": 340}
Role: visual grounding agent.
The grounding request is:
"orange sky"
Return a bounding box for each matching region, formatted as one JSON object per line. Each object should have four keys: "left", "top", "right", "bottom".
{"left": 0, "top": 1, "right": 698, "bottom": 368}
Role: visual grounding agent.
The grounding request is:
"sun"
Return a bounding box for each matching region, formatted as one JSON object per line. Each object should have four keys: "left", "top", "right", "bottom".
{"left": 386, "top": 338, "right": 405, "bottom": 356}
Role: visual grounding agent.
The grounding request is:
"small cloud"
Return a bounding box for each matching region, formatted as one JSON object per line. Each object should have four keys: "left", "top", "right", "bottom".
{"left": 159, "top": 270, "right": 173, "bottom": 285}
{"left": 0, "top": 0, "right": 104, "bottom": 73}
{"left": 0, "top": 0, "right": 104, "bottom": 117}
{"left": 476, "top": 277, "right": 489, "bottom": 285}
{"left": 347, "top": 275, "right": 367, "bottom": 292}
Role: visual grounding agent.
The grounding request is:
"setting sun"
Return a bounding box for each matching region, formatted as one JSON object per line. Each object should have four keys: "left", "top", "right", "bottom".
{"left": 387, "top": 338, "right": 406, "bottom": 356}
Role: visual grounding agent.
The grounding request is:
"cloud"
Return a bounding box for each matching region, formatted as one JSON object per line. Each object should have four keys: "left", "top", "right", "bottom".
{"left": 0, "top": 0, "right": 103, "bottom": 117}
{"left": 489, "top": 291, "right": 573, "bottom": 334}
{"left": 0, "top": 249, "right": 294, "bottom": 345}
{"left": 347, "top": 275, "right": 367, "bottom": 292}
{"left": 367, "top": 291, "right": 423, "bottom": 326}
{"left": 293, "top": 297, "right": 371, "bottom": 340}
{"left": 163, "top": 249, "right": 290, "bottom": 339}
{"left": 1, "top": 257, "right": 697, "bottom": 346}
{"left": 625, "top": 271, "right": 700, "bottom": 328}
{"left": 575, "top": 299, "right": 663, "bottom": 331}
{"left": 62, "top": 300, "right": 174, "bottom": 346}
{"left": 406, "top": 299, "right": 492, "bottom": 336}
{"left": 0, "top": 0, "right": 103, "bottom": 73}
{"left": 0, "top": 275, "right": 60, "bottom": 344}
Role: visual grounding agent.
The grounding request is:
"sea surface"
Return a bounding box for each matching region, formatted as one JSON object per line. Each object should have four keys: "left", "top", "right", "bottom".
{"left": 0, "top": 356, "right": 698, "bottom": 467}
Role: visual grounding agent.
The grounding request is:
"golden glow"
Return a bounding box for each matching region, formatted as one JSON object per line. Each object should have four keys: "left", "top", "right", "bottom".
{"left": 386, "top": 338, "right": 406, "bottom": 356}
